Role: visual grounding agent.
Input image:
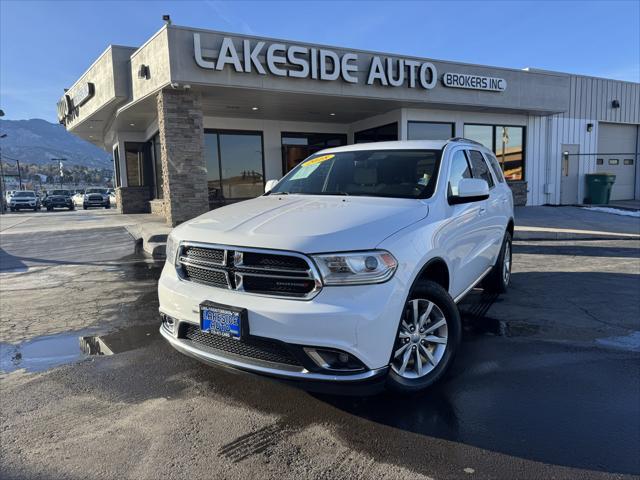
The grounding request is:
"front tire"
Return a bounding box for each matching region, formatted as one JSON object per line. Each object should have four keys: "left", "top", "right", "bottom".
{"left": 387, "top": 280, "right": 461, "bottom": 394}
{"left": 483, "top": 231, "right": 512, "bottom": 294}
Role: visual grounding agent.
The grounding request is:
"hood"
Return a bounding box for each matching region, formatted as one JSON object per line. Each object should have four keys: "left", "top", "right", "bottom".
{"left": 174, "top": 195, "right": 428, "bottom": 253}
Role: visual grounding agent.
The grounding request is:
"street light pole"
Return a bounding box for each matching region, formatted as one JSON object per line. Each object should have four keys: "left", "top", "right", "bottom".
{"left": 0, "top": 109, "right": 5, "bottom": 213}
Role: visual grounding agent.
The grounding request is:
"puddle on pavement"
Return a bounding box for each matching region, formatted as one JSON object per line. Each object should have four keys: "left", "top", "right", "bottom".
{"left": 0, "top": 324, "right": 159, "bottom": 374}
{"left": 458, "top": 288, "right": 541, "bottom": 338}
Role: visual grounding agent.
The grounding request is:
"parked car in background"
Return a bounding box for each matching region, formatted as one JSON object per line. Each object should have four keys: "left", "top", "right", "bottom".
{"left": 72, "top": 190, "right": 84, "bottom": 207}
{"left": 9, "top": 190, "right": 41, "bottom": 212}
{"left": 159, "top": 139, "right": 514, "bottom": 394}
{"left": 5, "top": 190, "right": 16, "bottom": 204}
{"left": 82, "top": 188, "right": 110, "bottom": 209}
{"left": 43, "top": 189, "right": 75, "bottom": 211}
{"left": 107, "top": 188, "right": 117, "bottom": 207}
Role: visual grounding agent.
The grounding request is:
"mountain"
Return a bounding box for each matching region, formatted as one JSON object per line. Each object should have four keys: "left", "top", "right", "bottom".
{"left": 0, "top": 119, "right": 112, "bottom": 169}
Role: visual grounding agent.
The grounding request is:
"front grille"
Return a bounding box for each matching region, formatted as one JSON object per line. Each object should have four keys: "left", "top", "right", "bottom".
{"left": 183, "top": 264, "right": 229, "bottom": 289}
{"left": 184, "top": 246, "right": 225, "bottom": 264}
{"left": 181, "top": 324, "right": 302, "bottom": 367}
{"left": 88, "top": 195, "right": 103, "bottom": 202}
{"left": 177, "top": 243, "right": 320, "bottom": 299}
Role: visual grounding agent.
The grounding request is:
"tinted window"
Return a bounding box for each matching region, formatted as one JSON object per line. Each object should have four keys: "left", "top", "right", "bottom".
{"left": 448, "top": 150, "right": 472, "bottom": 196}
{"left": 14, "top": 191, "right": 35, "bottom": 197}
{"left": 468, "top": 150, "right": 494, "bottom": 188}
{"left": 354, "top": 123, "right": 398, "bottom": 143}
{"left": 484, "top": 153, "right": 505, "bottom": 183}
{"left": 51, "top": 190, "right": 71, "bottom": 195}
{"left": 408, "top": 122, "right": 454, "bottom": 140}
{"left": 271, "top": 149, "right": 441, "bottom": 199}
{"left": 204, "top": 130, "right": 265, "bottom": 208}
{"left": 86, "top": 188, "right": 107, "bottom": 194}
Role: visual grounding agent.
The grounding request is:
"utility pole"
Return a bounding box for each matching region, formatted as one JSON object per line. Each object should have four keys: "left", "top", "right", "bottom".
{"left": 51, "top": 158, "right": 65, "bottom": 188}
{"left": 16, "top": 159, "right": 23, "bottom": 190}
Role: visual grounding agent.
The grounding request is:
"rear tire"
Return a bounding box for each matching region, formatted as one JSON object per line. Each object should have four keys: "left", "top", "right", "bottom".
{"left": 483, "top": 231, "right": 512, "bottom": 294}
{"left": 386, "top": 280, "right": 461, "bottom": 394}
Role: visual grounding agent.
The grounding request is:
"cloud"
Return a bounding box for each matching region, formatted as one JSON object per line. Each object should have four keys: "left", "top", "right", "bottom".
{"left": 203, "top": 1, "right": 255, "bottom": 35}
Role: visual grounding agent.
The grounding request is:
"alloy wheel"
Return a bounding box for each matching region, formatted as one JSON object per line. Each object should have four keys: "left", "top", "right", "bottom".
{"left": 391, "top": 299, "right": 448, "bottom": 379}
{"left": 503, "top": 241, "right": 512, "bottom": 285}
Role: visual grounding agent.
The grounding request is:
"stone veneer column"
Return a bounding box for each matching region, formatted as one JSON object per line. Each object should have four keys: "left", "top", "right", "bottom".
{"left": 157, "top": 88, "right": 209, "bottom": 226}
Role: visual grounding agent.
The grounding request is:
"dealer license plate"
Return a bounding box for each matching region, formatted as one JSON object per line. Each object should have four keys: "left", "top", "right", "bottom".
{"left": 199, "top": 302, "right": 244, "bottom": 340}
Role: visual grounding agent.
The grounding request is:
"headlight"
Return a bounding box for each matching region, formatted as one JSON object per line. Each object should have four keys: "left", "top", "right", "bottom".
{"left": 312, "top": 250, "right": 397, "bottom": 285}
{"left": 166, "top": 233, "right": 179, "bottom": 265}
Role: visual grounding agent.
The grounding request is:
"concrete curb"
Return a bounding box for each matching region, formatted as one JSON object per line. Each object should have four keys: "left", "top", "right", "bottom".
{"left": 125, "top": 223, "right": 171, "bottom": 260}
{"left": 514, "top": 228, "right": 639, "bottom": 241}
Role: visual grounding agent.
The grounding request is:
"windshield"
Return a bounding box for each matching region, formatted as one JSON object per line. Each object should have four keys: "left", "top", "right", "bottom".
{"left": 14, "top": 191, "right": 35, "bottom": 198}
{"left": 86, "top": 188, "right": 107, "bottom": 194}
{"left": 270, "top": 149, "right": 442, "bottom": 199}
{"left": 52, "top": 190, "right": 71, "bottom": 196}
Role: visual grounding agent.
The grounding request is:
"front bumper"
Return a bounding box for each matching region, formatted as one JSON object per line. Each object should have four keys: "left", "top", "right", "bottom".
{"left": 158, "top": 260, "right": 407, "bottom": 383}
{"left": 159, "top": 324, "right": 387, "bottom": 384}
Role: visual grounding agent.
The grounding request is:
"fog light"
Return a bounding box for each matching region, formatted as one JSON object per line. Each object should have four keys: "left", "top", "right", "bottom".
{"left": 303, "top": 347, "right": 365, "bottom": 372}
{"left": 160, "top": 312, "right": 175, "bottom": 334}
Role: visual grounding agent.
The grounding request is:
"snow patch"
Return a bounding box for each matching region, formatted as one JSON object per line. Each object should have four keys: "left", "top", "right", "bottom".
{"left": 582, "top": 207, "right": 640, "bottom": 218}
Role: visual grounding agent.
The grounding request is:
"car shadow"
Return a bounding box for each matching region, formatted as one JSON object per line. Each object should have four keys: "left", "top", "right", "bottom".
{"left": 184, "top": 270, "right": 640, "bottom": 476}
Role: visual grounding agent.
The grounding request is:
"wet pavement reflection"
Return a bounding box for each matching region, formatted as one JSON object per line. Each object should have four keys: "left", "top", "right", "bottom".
{"left": 0, "top": 324, "right": 160, "bottom": 373}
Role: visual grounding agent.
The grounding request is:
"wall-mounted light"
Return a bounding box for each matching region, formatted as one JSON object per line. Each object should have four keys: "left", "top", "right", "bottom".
{"left": 137, "top": 64, "right": 150, "bottom": 80}
{"left": 611, "top": 99, "right": 620, "bottom": 108}
{"left": 586, "top": 123, "right": 594, "bottom": 133}
{"left": 162, "top": 14, "right": 171, "bottom": 25}
{"left": 251, "top": 107, "right": 259, "bottom": 111}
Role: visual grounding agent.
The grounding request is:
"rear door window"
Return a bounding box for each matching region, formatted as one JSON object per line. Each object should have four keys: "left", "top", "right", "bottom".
{"left": 468, "top": 150, "right": 495, "bottom": 188}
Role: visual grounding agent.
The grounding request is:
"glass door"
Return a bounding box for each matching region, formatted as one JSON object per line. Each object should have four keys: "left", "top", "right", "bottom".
{"left": 281, "top": 132, "right": 347, "bottom": 174}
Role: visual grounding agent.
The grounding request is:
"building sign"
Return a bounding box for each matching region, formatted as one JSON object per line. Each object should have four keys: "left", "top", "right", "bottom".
{"left": 442, "top": 72, "right": 507, "bottom": 92}
{"left": 193, "top": 33, "right": 438, "bottom": 90}
{"left": 57, "top": 82, "right": 95, "bottom": 124}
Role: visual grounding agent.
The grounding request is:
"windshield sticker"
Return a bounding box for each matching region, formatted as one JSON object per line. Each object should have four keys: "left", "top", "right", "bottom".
{"left": 290, "top": 163, "right": 320, "bottom": 180}
{"left": 303, "top": 154, "right": 335, "bottom": 167}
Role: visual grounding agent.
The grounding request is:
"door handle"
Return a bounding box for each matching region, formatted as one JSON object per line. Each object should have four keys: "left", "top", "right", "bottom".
{"left": 479, "top": 207, "right": 487, "bottom": 216}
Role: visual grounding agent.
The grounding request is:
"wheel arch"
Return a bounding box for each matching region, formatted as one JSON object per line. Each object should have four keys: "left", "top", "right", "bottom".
{"left": 413, "top": 256, "right": 450, "bottom": 293}
{"left": 506, "top": 217, "right": 515, "bottom": 237}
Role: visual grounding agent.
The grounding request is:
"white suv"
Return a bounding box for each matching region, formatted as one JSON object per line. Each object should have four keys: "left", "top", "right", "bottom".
{"left": 159, "top": 139, "right": 514, "bottom": 393}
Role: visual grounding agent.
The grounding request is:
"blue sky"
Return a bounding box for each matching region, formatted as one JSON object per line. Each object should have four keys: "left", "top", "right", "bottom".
{"left": 1, "top": 0, "right": 639, "bottom": 122}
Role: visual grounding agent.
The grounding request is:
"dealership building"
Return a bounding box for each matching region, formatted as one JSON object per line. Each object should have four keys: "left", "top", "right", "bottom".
{"left": 58, "top": 23, "right": 640, "bottom": 225}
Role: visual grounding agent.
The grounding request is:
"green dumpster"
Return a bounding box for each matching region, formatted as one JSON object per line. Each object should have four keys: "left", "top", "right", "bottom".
{"left": 585, "top": 173, "right": 616, "bottom": 205}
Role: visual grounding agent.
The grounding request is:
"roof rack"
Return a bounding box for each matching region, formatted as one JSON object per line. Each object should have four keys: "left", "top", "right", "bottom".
{"left": 447, "top": 137, "right": 485, "bottom": 147}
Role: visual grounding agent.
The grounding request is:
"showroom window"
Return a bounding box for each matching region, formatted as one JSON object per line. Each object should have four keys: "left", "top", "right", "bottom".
{"left": 354, "top": 122, "right": 398, "bottom": 143}
{"left": 407, "top": 121, "right": 455, "bottom": 140}
{"left": 463, "top": 124, "right": 525, "bottom": 181}
{"left": 124, "top": 142, "right": 153, "bottom": 189}
{"left": 204, "top": 130, "right": 265, "bottom": 208}
{"left": 281, "top": 132, "right": 347, "bottom": 173}
{"left": 113, "top": 146, "right": 121, "bottom": 187}
{"left": 151, "top": 133, "right": 164, "bottom": 199}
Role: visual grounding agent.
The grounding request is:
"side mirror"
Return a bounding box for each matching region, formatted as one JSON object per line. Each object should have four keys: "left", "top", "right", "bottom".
{"left": 264, "top": 179, "right": 279, "bottom": 193}
{"left": 449, "top": 178, "right": 490, "bottom": 205}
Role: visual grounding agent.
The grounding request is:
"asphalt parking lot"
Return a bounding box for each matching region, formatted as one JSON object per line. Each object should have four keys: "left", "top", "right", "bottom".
{"left": 0, "top": 210, "right": 639, "bottom": 479}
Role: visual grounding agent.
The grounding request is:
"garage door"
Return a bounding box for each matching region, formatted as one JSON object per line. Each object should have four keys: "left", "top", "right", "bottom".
{"left": 596, "top": 123, "right": 638, "bottom": 200}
